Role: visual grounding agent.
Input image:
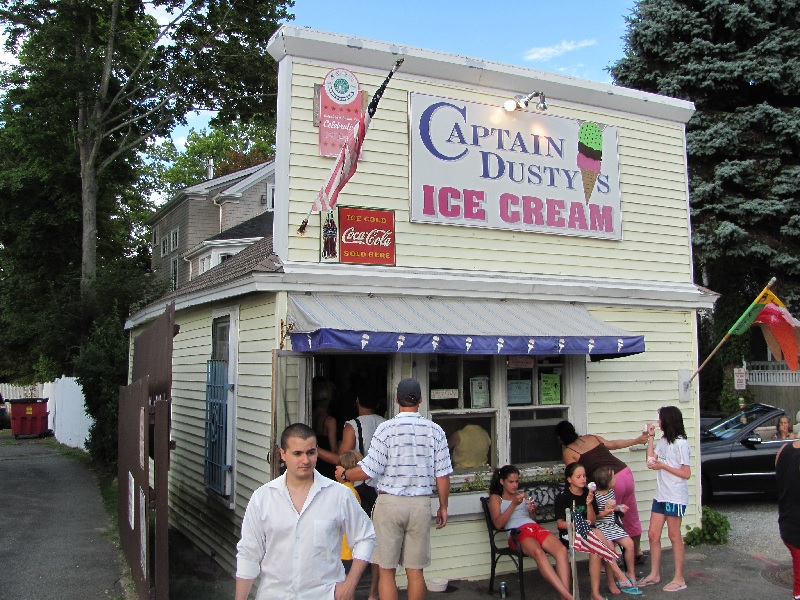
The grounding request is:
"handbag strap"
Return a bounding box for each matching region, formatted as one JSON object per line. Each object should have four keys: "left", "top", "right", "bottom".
{"left": 354, "top": 417, "right": 366, "bottom": 455}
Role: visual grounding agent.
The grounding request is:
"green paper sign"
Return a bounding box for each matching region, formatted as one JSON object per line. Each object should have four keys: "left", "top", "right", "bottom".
{"left": 540, "top": 373, "right": 561, "bottom": 405}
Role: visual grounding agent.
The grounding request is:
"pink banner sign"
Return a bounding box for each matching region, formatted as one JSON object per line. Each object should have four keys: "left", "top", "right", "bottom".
{"left": 319, "top": 68, "right": 364, "bottom": 157}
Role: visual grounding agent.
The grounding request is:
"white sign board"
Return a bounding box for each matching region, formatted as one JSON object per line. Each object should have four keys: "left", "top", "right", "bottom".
{"left": 409, "top": 93, "right": 622, "bottom": 240}
{"left": 734, "top": 367, "right": 747, "bottom": 390}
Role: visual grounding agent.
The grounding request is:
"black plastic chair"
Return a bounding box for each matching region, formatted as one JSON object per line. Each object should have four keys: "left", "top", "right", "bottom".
{"left": 480, "top": 496, "right": 526, "bottom": 599}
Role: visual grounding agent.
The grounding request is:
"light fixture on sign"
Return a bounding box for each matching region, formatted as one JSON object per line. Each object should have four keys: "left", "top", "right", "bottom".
{"left": 503, "top": 91, "right": 548, "bottom": 112}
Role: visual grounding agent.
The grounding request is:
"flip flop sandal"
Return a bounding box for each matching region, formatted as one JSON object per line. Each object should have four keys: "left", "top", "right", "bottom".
{"left": 617, "top": 581, "right": 642, "bottom": 595}
{"left": 636, "top": 579, "right": 658, "bottom": 587}
{"left": 663, "top": 582, "right": 688, "bottom": 592}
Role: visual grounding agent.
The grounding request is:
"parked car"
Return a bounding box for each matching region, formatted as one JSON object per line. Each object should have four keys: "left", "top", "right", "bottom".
{"left": 700, "top": 403, "right": 792, "bottom": 500}
{"left": 699, "top": 410, "right": 726, "bottom": 431}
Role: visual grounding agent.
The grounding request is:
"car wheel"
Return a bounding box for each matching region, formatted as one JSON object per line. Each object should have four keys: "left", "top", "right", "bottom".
{"left": 701, "top": 474, "right": 713, "bottom": 504}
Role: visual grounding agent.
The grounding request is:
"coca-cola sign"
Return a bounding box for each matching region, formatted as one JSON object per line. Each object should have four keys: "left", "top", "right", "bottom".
{"left": 338, "top": 207, "right": 395, "bottom": 266}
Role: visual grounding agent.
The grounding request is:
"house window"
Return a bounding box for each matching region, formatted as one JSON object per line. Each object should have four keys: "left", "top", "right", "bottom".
{"left": 200, "top": 255, "right": 212, "bottom": 275}
{"left": 205, "top": 310, "right": 238, "bottom": 501}
{"left": 429, "top": 355, "right": 497, "bottom": 471}
{"left": 170, "top": 228, "right": 179, "bottom": 251}
{"left": 170, "top": 258, "right": 178, "bottom": 291}
{"left": 507, "top": 356, "right": 569, "bottom": 465}
{"left": 161, "top": 237, "right": 168, "bottom": 257}
{"left": 427, "top": 354, "right": 571, "bottom": 472}
{"left": 261, "top": 184, "right": 276, "bottom": 210}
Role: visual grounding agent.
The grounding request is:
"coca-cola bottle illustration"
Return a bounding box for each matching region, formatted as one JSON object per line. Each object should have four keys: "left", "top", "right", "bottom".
{"left": 322, "top": 210, "right": 338, "bottom": 259}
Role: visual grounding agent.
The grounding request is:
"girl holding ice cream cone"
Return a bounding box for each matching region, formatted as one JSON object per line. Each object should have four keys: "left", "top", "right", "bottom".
{"left": 639, "top": 406, "right": 691, "bottom": 593}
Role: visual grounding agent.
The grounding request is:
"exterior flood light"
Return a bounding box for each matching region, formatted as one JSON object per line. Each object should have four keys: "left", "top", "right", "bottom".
{"left": 503, "top": 91, "right": 547, "bottom": 112}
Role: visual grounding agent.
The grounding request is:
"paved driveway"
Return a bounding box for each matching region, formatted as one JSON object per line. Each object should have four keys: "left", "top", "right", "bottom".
{"left": 0, "top": 436, "right": 123, "bottom": 599}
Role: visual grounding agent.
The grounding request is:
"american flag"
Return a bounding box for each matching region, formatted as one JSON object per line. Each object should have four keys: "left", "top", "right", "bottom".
{"left": 298, "top": 59, "right": 404, "bottom": 234}
{"left": 573, "top": 511, "right": 619, "bottom": 563}
{"left": 311, "top": 113, "right": 369, "bottom": 213}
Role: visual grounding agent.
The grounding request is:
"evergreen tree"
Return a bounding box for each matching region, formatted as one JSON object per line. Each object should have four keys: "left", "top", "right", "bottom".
{"left": 610, "top": 0, "right": 800, "bottom": 406}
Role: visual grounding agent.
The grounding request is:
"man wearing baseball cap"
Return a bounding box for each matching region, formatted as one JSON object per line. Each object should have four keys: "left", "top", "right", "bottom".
{"left": 336, "top": 378, "right": 452, "bottom": 600}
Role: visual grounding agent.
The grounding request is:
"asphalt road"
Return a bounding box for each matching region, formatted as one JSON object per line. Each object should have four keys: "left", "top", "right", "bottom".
{"left": 0, "top": 435, "right": 123, "bottom": 600}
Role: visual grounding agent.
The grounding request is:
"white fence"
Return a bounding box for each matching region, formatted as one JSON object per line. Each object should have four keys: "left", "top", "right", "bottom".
{"left": 1, "top": 377, "right": 92, "bottom": 449}
{"left": 746, "top": 361, "right": 800, "bottom": 386}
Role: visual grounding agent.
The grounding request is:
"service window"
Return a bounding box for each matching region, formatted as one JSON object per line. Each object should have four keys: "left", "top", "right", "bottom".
{"left": 508, "top": 356, "right": 568, "bottom": 466}
{"left": 428, "top": 355, "right": 497, "bottom": 471}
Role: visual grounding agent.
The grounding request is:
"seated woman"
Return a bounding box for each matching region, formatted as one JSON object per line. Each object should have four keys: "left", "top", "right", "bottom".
{"left": 488, "top": 465, "right": 574, "bottom": 600}
{"left": 775, "top": 416, "right": 797, "bottom": 440}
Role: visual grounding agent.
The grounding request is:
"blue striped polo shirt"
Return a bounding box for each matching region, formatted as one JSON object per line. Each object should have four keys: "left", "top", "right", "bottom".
{"left": 359, "top": 411, "right": 453, "bottom": 496}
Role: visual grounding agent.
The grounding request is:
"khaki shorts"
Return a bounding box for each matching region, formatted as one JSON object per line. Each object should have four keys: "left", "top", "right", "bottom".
{"left": 371, "top": 494, "right": 432, "bottom": 569}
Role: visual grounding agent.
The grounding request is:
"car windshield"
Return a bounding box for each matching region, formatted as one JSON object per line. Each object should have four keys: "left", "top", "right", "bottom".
{"left": 705, "top": 404, "right": 775, "bottom": 439}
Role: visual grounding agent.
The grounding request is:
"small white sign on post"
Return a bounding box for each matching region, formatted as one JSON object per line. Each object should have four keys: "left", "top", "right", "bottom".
{"left": 734, "top": 367, "right": 747, "bottom": 390}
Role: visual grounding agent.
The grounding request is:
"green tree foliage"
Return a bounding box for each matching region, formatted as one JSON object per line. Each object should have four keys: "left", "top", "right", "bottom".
{"left": 0, "top": 0, "right": 293, "bottom": 317}
{"left": 73, "top": 307, "right": 130, "bottom": 469}
{"left": 610, "top": 0, "right": 800, "bottom": 407}
{"left": 146, "top": 121, "right": 276, "bottom": 200}
{"left": 0, "top": 54, "right": 150, "bottom": 381}
{"left": 0, "top": 0, "right": 292, "bottom": 465}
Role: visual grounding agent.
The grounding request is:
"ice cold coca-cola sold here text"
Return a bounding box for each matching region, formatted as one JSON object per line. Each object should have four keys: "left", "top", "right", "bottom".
{"left": 341, "top": 227, "right": 393, "bottom": 246}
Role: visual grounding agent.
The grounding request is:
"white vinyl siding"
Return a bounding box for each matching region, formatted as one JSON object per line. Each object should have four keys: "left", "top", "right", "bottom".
{"left": 282, "top": 62, "right": 693, "bottom": 285}
{"left": 164, "top": 296, "right": 280, "bottom": 575}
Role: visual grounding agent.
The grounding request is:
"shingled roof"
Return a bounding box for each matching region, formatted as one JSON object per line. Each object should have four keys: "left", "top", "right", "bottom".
{"left": 208, "top": 211, "right": 274, "bottom": 241}
{"left": 151, "top": 236, "right": 283, "bottom": 305}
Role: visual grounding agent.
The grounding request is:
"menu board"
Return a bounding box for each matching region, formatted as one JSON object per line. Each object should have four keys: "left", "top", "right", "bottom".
{"left": 507, "top": 380, "right": 533, "bottom": 405}
{"left": 540, "top": 373, "right": 562, "bottom": 405}
{"left": 470, "top": 377, "right": 490, "bottom": 408}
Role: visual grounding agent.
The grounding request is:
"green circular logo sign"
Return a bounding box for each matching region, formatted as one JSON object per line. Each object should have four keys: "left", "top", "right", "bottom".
{"left": 324, "top": 69, "right": 359, "bottom": 104}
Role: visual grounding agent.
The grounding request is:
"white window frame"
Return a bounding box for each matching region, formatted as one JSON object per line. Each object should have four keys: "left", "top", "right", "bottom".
{"left": 170, "top": 227, "right": 179, "bottom": 251}
{"left": 170, "top": 258, "right": 178, "bottom": 291}
{"left": 420, "top": 354, "right": 584, "bottom": 469}
{"left": 199, "top": 254, "right": 212, "bottom": 275}
{"left": 161, "top": 237, "right": 168, "bottom": 257}
{"left": 261, "top": 183, "right": 276, "bottom": 210}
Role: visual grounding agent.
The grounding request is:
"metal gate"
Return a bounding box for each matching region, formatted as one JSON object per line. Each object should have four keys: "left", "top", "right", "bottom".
{"left": 204, "top": 359, "right": 229, "bottom": 495}
{"left": 118, "top": 303, "right": 177, "bottom": 600}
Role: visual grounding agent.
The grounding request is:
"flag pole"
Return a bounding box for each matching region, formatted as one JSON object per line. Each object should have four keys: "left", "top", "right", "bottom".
{"left": 297, "top": 57, "right": 405, "bottom": 235}
{"left": 567, "top": 505, "right": 579, "bottom": 600}
{"left": 683, "top": 277, "right": 777, "bottom": 389}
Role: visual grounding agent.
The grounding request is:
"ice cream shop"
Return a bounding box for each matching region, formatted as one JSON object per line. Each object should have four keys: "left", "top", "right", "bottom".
{"left": 126, "top": 25, "right": 717, "bottom": 583}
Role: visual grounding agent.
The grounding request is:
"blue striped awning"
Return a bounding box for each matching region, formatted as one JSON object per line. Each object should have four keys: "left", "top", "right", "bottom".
{"left": 287, "top": 293, "right": 644, "bottom": 359}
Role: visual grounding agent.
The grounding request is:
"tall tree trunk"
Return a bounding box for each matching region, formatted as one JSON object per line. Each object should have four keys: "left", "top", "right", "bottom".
{"left": 79, "top": 138, "right": 98, "bottom": 322}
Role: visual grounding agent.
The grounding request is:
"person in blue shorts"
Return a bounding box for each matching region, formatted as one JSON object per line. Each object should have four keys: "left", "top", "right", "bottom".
{"left": 638, "top": 406, "right": 691, "bottom": 593}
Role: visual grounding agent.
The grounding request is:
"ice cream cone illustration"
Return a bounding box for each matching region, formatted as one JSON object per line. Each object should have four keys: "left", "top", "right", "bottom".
{"left": 577, "top": 122, "right": 603, "bottom": 203}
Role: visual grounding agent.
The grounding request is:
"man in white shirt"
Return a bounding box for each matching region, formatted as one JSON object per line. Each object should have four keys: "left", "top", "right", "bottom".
{"left": 337, "top": 378, "right": 452, "bottom": 600}
{"left": 235, "top": 423, "right": 376, "bottom": 600}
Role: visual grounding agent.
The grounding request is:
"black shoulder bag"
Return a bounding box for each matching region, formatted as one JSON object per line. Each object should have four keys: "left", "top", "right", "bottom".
{"left": 354, "top": 417, "right": 378, "bottom": 517}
